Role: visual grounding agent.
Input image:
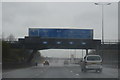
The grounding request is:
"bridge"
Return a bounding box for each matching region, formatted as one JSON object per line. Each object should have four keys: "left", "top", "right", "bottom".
{"left": 7, "top": 28, "right": 119, "bottom": 63}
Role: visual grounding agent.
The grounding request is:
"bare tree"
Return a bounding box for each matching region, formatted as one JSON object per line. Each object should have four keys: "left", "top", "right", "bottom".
{"left": 2, "top": 32, "right": 5, "bottom": 41}
{"left": 7, "top": 34, "right": 16, "bottom": 42}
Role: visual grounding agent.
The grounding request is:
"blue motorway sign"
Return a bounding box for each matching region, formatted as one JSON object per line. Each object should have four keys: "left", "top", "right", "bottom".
{"left": 29, "top": 28, "right": 93, "bottom": 39}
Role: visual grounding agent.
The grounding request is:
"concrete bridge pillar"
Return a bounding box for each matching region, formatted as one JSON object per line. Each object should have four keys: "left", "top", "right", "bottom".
{"left": 96, "top": 45, "right": 99, "bottom": 55}
{"left": 86, "top": 49, "right": 88, "bottom": 55}
{"left": 27, "top": 49, "right": 38, "bottom": 63}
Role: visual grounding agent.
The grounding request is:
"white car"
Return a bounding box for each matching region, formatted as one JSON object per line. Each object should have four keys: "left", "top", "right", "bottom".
{"left": 81, "top": 55, "right": 102, "bottom": 72}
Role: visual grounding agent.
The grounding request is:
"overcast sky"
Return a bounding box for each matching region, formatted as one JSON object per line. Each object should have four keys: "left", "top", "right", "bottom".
{"left": 2, "top": 2, "right": 118, "bottom": 40}
{"left": 1, "top": 2, "right": 118, "bottom": 58}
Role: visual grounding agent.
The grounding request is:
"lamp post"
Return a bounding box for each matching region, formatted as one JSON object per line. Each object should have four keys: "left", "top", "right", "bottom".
{"left": 95, "top": 3, "right": 111, "bottom": 44}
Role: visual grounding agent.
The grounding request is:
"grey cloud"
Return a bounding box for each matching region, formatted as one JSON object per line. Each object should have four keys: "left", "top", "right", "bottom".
{"left": 2, "top": 2, "right": 118, "bottom": 40}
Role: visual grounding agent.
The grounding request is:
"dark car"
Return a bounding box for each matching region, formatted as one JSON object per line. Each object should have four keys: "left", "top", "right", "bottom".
{"left": 43, "top": 60, "right": 49, "bottom": 66}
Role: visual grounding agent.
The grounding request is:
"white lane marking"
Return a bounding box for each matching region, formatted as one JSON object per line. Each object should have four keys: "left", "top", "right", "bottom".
{"left": 35, "top": 74, "right": 39, "bottom": 76}
{"left": 75, "top": 74, "right": 79, "bottom": 76}
{"left": 70, "top": 71, "right": 73, "bottom": 72}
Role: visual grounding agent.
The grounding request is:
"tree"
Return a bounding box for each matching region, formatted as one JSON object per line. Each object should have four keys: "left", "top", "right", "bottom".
{"left": 2, "top": 41, "right": 10, "bottom": 61}
{"left": 6, "top": 34, "right": 16, "bottom": 42}
{"left": 2, "top": 32, "right": 5, "bottom": 41}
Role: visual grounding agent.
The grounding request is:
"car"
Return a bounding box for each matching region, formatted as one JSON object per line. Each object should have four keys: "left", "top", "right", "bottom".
{"left": 64, "top": 60, "right": 69, "bottom": 65}
{"left": 43, "top": 60, "right": 49, "bottom": 66}
{"left": 81, "top": 55, "right": 102, "bottom": 72}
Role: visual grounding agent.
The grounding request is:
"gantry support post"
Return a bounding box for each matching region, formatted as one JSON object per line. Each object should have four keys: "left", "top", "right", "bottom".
{"left": 86, "top": 48, "right": 88, "bottom": 55}
{"left": 27, "top": 49, "right": 37, "bottom": 63}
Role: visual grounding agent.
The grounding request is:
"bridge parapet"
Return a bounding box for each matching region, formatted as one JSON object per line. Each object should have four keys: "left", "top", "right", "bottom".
{"left": 8, "top": 37, "right": 119, "bottom": 50}
{"left": 17, "top": 36, "right": 101, "bottom": 50}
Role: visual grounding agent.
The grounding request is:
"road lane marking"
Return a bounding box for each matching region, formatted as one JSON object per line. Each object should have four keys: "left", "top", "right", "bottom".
{"left": 70, "top": 71, "right": 73, "bottom": 72}
{"left": 75, "top": 74, "right": 79, "bottom": 76}
{"left": 35, "top": 74, "right": 39, "bottom": 76}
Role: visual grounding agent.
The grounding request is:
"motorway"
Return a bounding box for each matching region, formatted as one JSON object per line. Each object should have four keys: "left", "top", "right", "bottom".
{"left": 2, "top": 60, "right": 118, "bottom": 78}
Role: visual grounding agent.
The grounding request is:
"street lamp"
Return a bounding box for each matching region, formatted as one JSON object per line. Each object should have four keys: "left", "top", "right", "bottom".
{"left": 95, "top": 3, "right": 111, "bottom": 44}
